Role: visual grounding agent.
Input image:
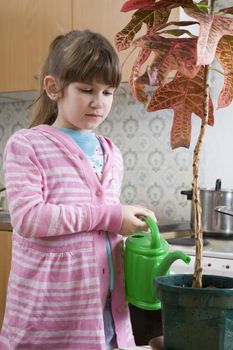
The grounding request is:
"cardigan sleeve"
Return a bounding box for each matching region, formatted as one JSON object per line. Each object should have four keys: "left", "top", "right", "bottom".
{"left": 3, "top": 132, "right": 123, "bottom": 238}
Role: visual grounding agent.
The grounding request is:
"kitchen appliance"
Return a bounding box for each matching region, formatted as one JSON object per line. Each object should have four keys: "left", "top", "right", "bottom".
{"left": 124, "top": 216, "right": 191, "bottom": 311}
{"left": 161, "top": 222, "right": 233, "bottom": 277}
{"left": 181, "top": 178, "right": 233, "bottom": 237}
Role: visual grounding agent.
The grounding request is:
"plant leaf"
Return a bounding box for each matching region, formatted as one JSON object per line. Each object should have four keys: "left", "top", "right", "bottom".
{"left": 151, "top": 0, "right": 198, "bottom": 11}
{"left": 185, "top": 7, "right": 233, "bottom": 65}
{"left": 156, "top": 29, "right": 195, "bottom": 37}
{"left": 133, "top": 35, "right": 200, "bottom": 85}
{"left": 122, "top": 0, "right": 199, "bottom": 12}
{"left": 155, "top": 20, "right": 199, "bottom": 33}
{"left": 115, "top": 9, "right": 170, "bottom": 51}
{"left": 195, "top": 0, "right": 209, "bottom": 13}
{"left": 218, "top": 6, "right": 233, "bottom": 15}
{"left": 154, "top": 20, "right": 199, "bottom": 37}
{"left": 129, "top": 48, "right": 151, "bottom": 103}
{"left": 121, "top": 0, "right": 157, "bottom": 12}
{"left": 147, "top": 67, "right": 214, "bottom": 149}
{"left": 216, "top": 35, "right": 233, "bottom": 109}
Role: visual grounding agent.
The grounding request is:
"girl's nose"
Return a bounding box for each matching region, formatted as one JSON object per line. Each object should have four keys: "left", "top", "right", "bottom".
{"left": 90, "top": 94, "right": 103, "bottom": 108}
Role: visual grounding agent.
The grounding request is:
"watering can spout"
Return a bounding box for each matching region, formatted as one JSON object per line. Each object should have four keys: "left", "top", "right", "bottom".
{"left": 154, "top": 251, "right": 191, "bottom": 277}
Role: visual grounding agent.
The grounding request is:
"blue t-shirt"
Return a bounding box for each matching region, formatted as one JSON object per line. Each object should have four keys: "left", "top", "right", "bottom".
{"left": 58, "top": 128, "right": 104, "bottom": 179}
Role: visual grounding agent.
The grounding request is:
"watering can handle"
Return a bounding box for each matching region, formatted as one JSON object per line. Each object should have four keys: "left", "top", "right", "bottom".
{"left": 141, "top": 216, "right": 161, "bottom": 249}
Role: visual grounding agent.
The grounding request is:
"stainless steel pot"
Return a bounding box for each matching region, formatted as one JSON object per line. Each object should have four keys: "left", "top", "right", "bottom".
{"left": 181, "top": 179, "right": 233, "bottom": 237}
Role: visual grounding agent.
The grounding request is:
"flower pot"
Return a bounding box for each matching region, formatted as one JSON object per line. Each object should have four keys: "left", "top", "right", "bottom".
{"left": 155, "top": 274, "right": 233, "bottom": 350}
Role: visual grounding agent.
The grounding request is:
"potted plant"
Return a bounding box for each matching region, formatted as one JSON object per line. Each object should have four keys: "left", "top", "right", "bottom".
{"left": 115, "top": 0, "right": 233, "bottom": 348}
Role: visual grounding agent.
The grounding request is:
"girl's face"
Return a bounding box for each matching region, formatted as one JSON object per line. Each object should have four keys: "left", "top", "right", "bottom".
{"left": 54, "top": 81, "right": 115, "bottom": 131}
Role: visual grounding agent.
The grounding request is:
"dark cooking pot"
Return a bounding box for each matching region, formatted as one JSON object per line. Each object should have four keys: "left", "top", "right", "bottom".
{"left": 181, "top": 179, "right": 233, "bottom": 237}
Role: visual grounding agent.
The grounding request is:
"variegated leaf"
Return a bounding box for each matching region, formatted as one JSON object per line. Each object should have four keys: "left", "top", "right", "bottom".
{"left": 151, "top": 0, "right": 198, "bottom": 11}
{"left": 216, "top": 35, "right": 233, "bottom": 109}
{"left": 115, "top": 9, "right": 169, "bottom": 51}
{"left": 129, "top": 48, "right": 151, "bottom": 103}
{"left": 133, "top": 35, "right": 200, "bottom": 85}
{"left": 219, "top": 6, "right": 233, "bottom": 15}
{"left": 136, "top": 65, "right": 160, "bottom": 87}
{"left": 122, "top": 0, "right": 198, "bottom": 12}
{"left": 147, "top": 67, "right": 214, "bottom": 149}
{"left": 185, "top": 7, "right": 233, "bottom": 65}
{"left": 155, "top": 20, "right": 199, "bottom": 32}
{"left": 121, "top": 0, "right": 157, "bottom": 12}
{"left": 157, "top": 29, "right": 195, "bottom": 37}
{"left": 195, "top": 0, "right": 208, "bottom": 12}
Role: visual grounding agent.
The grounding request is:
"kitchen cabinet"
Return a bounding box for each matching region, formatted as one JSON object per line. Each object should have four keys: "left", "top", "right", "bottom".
{"left": 1, "top": 0, "right": 132, "bottom": 92}
{"left": 0, "top": 1, "right": 179, "bottom": 92}
{"left": 0, "top": 0, "right": 72, "bottom": 92}
{"left": 0, "top": 230, "right": 12, "bottom": 329}
{"left": 72, "top": 0, "right": 136, "bottom": 82}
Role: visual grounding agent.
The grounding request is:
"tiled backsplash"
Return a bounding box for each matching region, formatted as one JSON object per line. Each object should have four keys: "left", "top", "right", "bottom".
{"left": 0, "top": 85, "right": 195, "bottom": 221}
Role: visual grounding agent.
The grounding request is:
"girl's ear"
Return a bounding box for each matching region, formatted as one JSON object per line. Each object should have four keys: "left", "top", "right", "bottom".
{"left": 44, "top": 75, "right": 60, "bottom": 101}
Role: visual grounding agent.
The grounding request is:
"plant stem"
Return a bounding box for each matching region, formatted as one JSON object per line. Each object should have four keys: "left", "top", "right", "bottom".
{"left": 192, "top": 65, "right": 210, "bottom": 288}
{"left": 192, "top": 0, "right": 214, "bottom": 288}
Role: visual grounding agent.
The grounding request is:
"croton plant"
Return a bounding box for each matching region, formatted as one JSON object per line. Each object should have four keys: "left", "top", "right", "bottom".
{"left": 115, "top": 0, "right": 233, "bottom": 287}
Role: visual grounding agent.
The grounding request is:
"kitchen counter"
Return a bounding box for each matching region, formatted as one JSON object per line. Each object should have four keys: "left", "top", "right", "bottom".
{"left": 0, "top": 211, "right": 12, "bottom": 231}
{"left": 158, "top": 220, "right": 191, "bottom": 233}
{"left": 158, "top": 220, "right": 191, "bottom": 241}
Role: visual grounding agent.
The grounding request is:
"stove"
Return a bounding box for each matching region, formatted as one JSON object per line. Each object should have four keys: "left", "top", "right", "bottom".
{"left": 159, "top": 221, "right": 233, "bottom": 277}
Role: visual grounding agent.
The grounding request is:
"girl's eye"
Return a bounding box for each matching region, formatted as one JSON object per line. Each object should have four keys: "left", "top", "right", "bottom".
{"left": 104, "top": 91, "right": 114, "bottom": 96}
{"left": 80, "top": 89, "right": 92, "bottom": 93}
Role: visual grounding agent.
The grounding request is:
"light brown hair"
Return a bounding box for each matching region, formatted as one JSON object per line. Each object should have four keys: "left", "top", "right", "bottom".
{"left": 29, "top": 30, "right": 122, "bottom": 127}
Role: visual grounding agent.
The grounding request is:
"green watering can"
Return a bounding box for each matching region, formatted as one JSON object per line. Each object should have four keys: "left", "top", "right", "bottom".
{"left": 124, "top": 216, "right": 191, "bottom": 310}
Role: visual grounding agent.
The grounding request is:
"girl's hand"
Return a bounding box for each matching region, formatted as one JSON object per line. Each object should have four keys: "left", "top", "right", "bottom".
{"left": 120, "top": 205, "right": 157, "bottom": 236}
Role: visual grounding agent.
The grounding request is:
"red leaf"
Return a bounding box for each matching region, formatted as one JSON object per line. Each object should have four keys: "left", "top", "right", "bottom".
{"left": 129, "top": 48, "right": 151, "bottom": 104}
{"left": 216, "top": 35, "right": 233, "bottom": 109}
{"left": 115, "top": 9, "right": 170, "bottom": 51}
{"left": 133, "top": 35, "right": 200, "bottom": 85}
{"left": 219, "top": 6, "right": 233, "bottom": 16}
{"left": 149, "top": 0, "right": 197, "bottom": 11}
{"left": 121, "top": 0, "right": 156, "bottom": 12}
{"left": 185, "top": 7, "right": 233, "bottom": 65}
{"left": 147, "top": 67, "right": 214, "bottom": 149}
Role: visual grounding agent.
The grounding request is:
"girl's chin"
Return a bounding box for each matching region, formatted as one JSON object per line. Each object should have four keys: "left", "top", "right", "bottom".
{"left": 83, "top": 121, "right": 102, "bottom": 130}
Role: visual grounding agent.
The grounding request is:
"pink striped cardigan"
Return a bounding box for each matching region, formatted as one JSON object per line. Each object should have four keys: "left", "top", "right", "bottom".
{"left": 0, "top": 125, "right": 135, "bottom": 350}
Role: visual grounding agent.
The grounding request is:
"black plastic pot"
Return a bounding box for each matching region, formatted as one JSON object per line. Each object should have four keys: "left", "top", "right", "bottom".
{"left": 155, "top": 274, "right": 233, "bottom": 350}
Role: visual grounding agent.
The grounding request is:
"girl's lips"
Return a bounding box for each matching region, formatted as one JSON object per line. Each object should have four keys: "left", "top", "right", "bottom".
{"left": 85, "top": 113, "right": 102, "bottom": 117}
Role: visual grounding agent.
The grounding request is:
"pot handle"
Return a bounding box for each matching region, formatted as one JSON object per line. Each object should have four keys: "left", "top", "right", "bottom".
{"left": 180, "top": 190, "right": 193, "bottom": 200}
{"left": 215, "top": 178, "right": 222, "bottom": 191}
{"left": 215, "top": 206, "right": 233, "bottom": 217}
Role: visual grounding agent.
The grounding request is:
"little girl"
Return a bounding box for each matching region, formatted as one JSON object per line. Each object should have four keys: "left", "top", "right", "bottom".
{"left": 0, "top": 30, "right": 155, "bottom": 350}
